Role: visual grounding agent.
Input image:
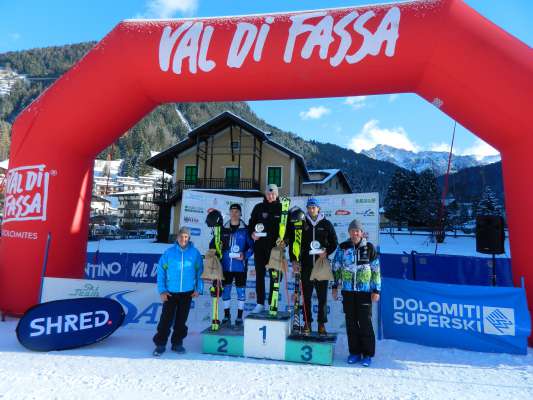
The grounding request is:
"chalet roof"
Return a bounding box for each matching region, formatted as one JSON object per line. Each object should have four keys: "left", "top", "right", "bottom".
{"left": 146, "top": 111, "right": 309, "bottom": 180}
{"left": 303, "top": 169, "right": 352, "bottom": 192}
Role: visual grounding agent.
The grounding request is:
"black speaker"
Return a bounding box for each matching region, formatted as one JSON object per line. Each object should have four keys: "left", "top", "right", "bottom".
{"left": 476, "top": 215, "right": 505, "bottom": 254}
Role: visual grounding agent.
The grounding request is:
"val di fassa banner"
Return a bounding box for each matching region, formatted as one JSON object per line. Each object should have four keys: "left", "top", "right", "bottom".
{"left": 179, "top": 191, "right": 380, "bottom": 254}
{"left": 381, "top": 278, "right": 531, "bottom": 355}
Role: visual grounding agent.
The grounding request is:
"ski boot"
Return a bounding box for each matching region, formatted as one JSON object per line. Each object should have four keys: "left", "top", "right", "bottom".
{"left": 171, "top": 343, "right": 186, "bottom": 354}
{"left": 153, "top": 346, "right": 165, "bottom": 357}
{"left": 234, "top": 317, "right": 243, "bottom": 329}
{"left": 347, "top": 354, "right": 361, "bottom": 364}
{"left": 318, "top": 323, "right": 327, "bottom": 336}
{"left": 220, "top": 316, "right": 231, "bottom": 328}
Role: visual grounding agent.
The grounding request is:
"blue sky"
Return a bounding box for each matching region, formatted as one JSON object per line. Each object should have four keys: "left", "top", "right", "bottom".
{"left": 1, "top": 0, "right": 531, "bottom": 158}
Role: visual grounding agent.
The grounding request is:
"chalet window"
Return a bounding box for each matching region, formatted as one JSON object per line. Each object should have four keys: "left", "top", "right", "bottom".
{"left": 225, "top": 167, "right": 240, "bottom": 188}
{"left": 267, "top": 167, "right": 282, "bottom": 188}
{"left": 230, "top": 141, "right": 240, "bottom": 151}
{"left": 184, "top": 165, "right": 197, "bottom": 185}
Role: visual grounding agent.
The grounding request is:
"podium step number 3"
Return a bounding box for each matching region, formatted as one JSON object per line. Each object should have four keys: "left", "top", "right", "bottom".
{"left": 285, "top": 338, "right": 334, "bottom": 366}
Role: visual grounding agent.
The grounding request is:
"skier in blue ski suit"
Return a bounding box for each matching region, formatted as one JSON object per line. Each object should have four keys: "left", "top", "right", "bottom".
{"left": 153, "top": 227, "right": 204, "bottom": 355}
{"left": 210, "top": 203, "right": 254, "bottom": 327}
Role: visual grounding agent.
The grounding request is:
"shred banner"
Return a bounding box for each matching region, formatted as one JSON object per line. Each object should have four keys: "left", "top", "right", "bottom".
{"left": 16, "top": 298, "right": 125, "bottom": 351}
{"left": 0, "top": 0, "right": 532, "bottom": 343}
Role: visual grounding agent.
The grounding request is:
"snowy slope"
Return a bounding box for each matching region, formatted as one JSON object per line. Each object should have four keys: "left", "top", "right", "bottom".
{"left": 0, "top": 320, "right": 531, "bottom": 400}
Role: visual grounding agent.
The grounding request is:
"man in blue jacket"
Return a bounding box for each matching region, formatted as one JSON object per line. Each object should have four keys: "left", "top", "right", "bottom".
{"left": 153, "top": 227, "right": 204, "bottom": 356}
{"left": 211, "top": 203, "right": 254, "bottom": 328}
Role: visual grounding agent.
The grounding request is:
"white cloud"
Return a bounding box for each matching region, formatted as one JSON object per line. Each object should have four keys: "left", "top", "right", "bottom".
{"left": 388, "top": 94, "right": 399, "bottom": 102}
{"left": 348, "top": 119, "right": 420, "bottom": 153}
{"left": 299, "top": 106, "right": 331, "bottom": 120}
{"left": 429, "top": 142, "right": 454, "bottom": 153}
{"left": 344, "top": 96, "right": 367, "bottom": 110}
{"left": 145, "top": 0, "right": 198, "bottom": 18}
{"left": 461, "top": 139, "right": 500, "bottom": 161}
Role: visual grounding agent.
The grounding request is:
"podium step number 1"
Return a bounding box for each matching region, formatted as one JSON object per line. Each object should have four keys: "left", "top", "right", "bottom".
{"left": 244, "top": 313, "right": 290, "bottom": 360}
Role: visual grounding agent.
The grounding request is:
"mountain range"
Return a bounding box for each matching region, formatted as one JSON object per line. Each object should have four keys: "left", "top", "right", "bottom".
{"left": 362, "top": 144, "right": 500, "bottom": 176}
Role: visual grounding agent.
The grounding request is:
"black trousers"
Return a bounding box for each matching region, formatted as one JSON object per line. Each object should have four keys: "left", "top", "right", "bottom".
{"left": 254, "top": 251, "right": 280, "bottom": 305}
{"left": 223, "top": 271, "right": 247, "bottom": 287}
{"left": 153, "top": 291, "right": 193, "bottom": 347}
{"left": 342, "top": 291, "right": 375, "bottom": 357}
{"left": 301, "top": 276, "right": 328, "bottom": 324}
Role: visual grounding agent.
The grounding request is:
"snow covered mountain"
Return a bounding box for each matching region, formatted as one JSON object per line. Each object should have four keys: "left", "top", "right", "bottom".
{"left": 361, "top": 144, "right": 500, "bottom": 175}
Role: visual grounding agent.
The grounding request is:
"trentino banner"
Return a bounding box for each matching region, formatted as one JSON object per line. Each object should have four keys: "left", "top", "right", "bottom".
{"left": 381, "top": 278, "right": 531, "bottom": 355}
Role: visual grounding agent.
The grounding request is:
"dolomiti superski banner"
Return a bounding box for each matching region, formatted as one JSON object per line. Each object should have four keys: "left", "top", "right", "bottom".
{"left": 381, "top": 278, "right": 531, "bottom": 355}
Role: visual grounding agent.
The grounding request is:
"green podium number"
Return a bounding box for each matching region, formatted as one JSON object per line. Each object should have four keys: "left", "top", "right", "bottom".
{"left": 285, "top": 339, "right": 334, "bottom": 365}
{"left": 201, "top": 328, "right": 244, "bottom": 357}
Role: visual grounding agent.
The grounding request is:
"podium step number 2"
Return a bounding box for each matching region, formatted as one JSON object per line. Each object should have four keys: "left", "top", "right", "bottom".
{"left": 201, "top": 327, "right": 244, "bottom": 357}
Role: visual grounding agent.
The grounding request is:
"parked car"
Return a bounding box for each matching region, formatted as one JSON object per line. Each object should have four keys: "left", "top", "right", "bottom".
{"left": 461, "top": 220, "right": 476, "bottom": 234}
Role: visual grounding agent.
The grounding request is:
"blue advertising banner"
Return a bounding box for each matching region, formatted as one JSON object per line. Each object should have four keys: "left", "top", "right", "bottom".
{"left": 86, "top": 253, "right": 160, "bottom": 283}
{"left": 381, "top": 278, "right": 531, "bottom": 355}
{"left": 87, "top": 251, "right": 514, "bottom": 287}
{"left": 16, "top": 298, "right": 125, "bottom": 351}
{"left": 380, "top": 253, "right": 513, "bottom": 286}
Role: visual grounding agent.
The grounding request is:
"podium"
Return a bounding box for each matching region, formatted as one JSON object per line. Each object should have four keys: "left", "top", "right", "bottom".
{"left": 285, "top": 332, "right": 337, "bottom": 365}
{"left": 243, "top": 311, "right": 291, "bottom": 360}
{"left": 201, "top": 326, "right": 244, "bottom": 357}
{"left": 201, "top": 311, "right": 337, "bottom": 365}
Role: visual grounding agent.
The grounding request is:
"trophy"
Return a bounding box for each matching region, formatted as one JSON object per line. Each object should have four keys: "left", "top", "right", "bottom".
{"left": 309, "top": 240, "right": 324, "bottom": 255}
{"left": 254, "top": 223, "right": 267, "bottom": 237}
{"left": 229, "top": 244, "right": 241, "bottom": 259}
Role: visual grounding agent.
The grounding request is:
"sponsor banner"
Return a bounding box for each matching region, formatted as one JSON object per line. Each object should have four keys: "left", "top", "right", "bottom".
{"left": 86, "top": 253, "right": 160, "bottom": 283}
{"left": 16, "top": 297, "right": 124, "bottom": 351}
{"left": 180, "top": 191, "right": 244, "bottom": 252}
{"left": 181, "top": 191, "right": 380, "bottom": 255}
{"left": 381, "top": 278, "right": 531, "bottom": 354}
{"left": 380, "top": 253, "right": 514, "bottom": 286}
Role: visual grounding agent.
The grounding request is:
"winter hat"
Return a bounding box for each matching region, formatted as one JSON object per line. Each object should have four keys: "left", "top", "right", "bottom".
{"left": 177, "top": 226, "right": 191, "bottom": 237}
{"left": 306, "top": 197, "right": 320, "bottom": 208}
{"left": 266, "top": 184, "right": 279, "bottom": 195}
{"left": 348, "top": 219, "right": 364, "bottom": 232}
{"left": 229, "top": 203, "right": 242, "bottom": 213}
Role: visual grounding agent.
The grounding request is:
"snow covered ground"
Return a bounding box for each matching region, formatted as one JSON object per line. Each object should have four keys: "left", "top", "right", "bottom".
{"left": 0, "top": 234, "right": 515, "bottom": 399}
{"left": 87, "top": 231, "right": 511, "bottom": 258}
{"left": 0, "top": 319, "right": 531, "bottom": 400}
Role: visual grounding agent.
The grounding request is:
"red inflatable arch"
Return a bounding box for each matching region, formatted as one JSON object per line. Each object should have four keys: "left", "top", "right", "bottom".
{"left": 1, "top": 0, "right": 532, "bottom": 337}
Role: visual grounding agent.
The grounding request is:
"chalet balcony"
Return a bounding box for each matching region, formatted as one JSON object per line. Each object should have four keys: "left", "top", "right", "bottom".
{"left": 153, "top": 178, "right": 260, "bottom": 205}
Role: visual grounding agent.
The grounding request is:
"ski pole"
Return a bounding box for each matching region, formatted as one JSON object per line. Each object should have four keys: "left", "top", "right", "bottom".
{"left": 38, "top": 232, "right": 52, "bottom": 304}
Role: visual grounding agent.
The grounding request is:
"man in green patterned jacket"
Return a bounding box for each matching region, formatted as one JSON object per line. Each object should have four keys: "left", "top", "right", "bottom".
{"left": 332, "top": 219, "right": 380, "bottom": 367}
